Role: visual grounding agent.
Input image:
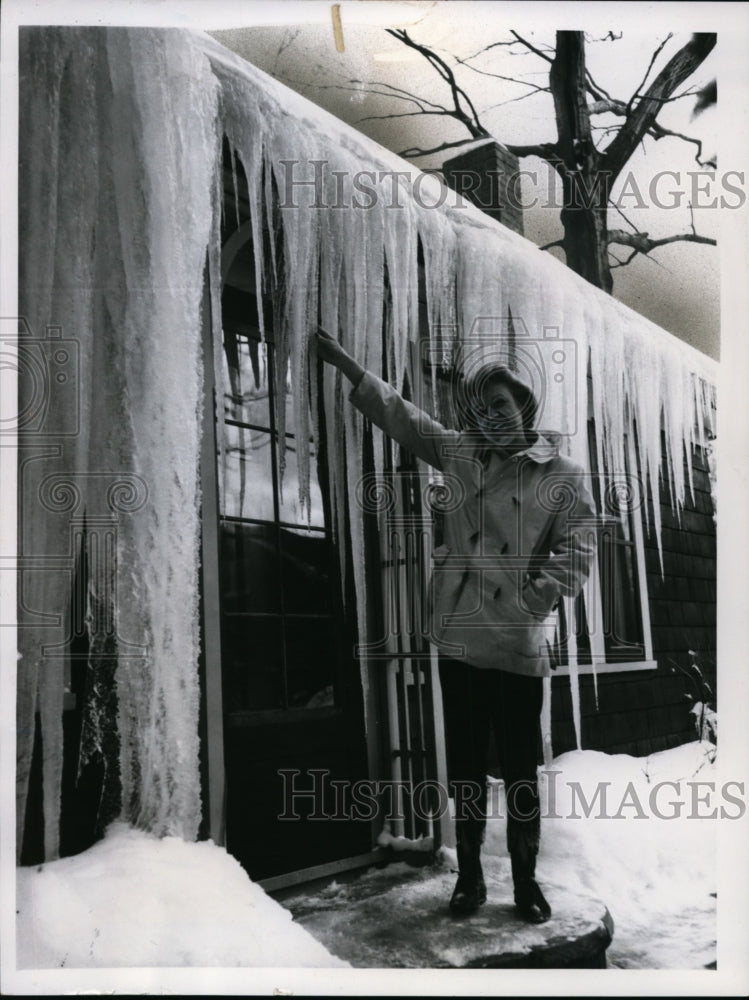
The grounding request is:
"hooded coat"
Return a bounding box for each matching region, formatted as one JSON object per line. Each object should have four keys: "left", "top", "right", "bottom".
{"left": 350, "top": 370, "right": 597, "bottom": 677}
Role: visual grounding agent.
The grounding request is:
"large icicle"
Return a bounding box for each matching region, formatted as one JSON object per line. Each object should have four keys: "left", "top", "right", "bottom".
{"left": 104, "top": 29, "right": 219, "bottom": 840}
{"left": 19, "top": 27, "right": 219, "bottom": 851}
{"left": 18, "top": 28, "right": 99, "bottom": 860}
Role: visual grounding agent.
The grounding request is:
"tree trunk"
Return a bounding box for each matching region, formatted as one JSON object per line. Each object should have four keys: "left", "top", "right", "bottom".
{"left": 560, "top": 169, "right": 613, "bottom": 292}
{"left": 550, "top": 31, "right": 613, "bottom": 292}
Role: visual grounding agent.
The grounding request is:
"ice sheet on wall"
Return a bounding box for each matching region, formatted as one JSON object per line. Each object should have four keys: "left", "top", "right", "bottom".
{"left": 18, "top": 27, "right": 218, "bottom": 856}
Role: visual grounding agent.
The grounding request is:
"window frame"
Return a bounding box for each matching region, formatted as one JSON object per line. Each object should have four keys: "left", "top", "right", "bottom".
{"left": 218, "top": 264, "right": 349, "bottom": 719}
{"left": 553, "top": 399, "right": 656, "bottom": 677}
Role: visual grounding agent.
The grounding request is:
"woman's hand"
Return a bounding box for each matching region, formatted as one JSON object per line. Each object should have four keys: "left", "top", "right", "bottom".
{"left": 312, "top": 328, "right": 365, "bottom": 385}
{"left": 314, "top": 328, "right": 349, "bottom": 368}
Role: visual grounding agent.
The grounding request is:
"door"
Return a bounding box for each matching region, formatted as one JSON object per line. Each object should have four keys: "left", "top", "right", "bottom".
{"left": 204, "top": 183, "right": 373, "bottom": 882}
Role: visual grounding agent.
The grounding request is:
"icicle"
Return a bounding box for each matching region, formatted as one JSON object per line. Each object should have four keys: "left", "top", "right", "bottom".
{"left": 104, "top": 28, "right": 218, "bottom": 840}
{"left": 541, "top": 676, "right": 553, "bottom": 767}
{"left": 562, "top": 597, "right": 583, "bottom": 750}
{"left": 17, "top": 27, "right": 101, "bottom": 860}
{"left": 591, "top": 660, "right": 599, "bottom": 711}
{"left": 326, "top": 365, "right": 348, "bottom": 591}
{"left": 343, "top": 398, "right": 370, "bottom": 726}
{"left": 208, "top": 154, "right": 226, "bottom": 512}
{"left": 230, "top": 142, "right": 266, "bottom": 343}
{"left": 229, "top": 140, "right": 240, "bottom": 232}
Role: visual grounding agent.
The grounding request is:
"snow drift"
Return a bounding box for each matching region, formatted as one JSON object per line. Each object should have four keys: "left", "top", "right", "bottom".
{"left": 484, "top": 741, "right": 717, "bottom": 968}
{"left": 16, "top": 823, "right": 348, "bottom": 968}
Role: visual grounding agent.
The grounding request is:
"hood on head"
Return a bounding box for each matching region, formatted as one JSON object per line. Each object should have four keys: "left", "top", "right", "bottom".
{"left": 457, "top": 362, "right": 539, "bottom": 432}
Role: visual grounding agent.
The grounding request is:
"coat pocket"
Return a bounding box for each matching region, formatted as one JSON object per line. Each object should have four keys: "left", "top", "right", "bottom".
{"left": 521, "top": 575, "right": 557, "bottom": 620}
{"left": 431, "top": 543, "right": 451, "bottom": 565}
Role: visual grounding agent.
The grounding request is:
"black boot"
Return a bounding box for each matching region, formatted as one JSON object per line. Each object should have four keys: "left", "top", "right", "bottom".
{"left": 511, "top": 852, "right": 551, "bottom": 924}
{"left": 449, "top": 837, "right": 487, "bottom": 915}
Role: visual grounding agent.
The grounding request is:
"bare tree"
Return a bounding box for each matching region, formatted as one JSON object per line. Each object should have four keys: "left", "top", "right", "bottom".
{"left": 367, "top": 29, "right": 717, "bottom": 293}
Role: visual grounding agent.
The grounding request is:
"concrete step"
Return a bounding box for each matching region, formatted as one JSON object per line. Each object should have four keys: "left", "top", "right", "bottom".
{"left": 284, "top": 856, "right": 614, "bottom": 968}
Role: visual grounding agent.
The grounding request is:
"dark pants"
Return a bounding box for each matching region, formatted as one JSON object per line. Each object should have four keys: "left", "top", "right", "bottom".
{"left": 439, "top": 658, "right": 544, "bottom": 867}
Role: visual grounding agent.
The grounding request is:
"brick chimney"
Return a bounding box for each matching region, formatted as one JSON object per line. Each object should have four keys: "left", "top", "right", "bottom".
{"left": 443, "top": 141, "right": 523, "bottom": 236}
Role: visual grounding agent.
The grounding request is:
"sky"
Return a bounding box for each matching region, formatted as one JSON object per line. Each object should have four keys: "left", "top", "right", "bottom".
{"left": 209, "top": 5, "right": 722, "bottom": 359}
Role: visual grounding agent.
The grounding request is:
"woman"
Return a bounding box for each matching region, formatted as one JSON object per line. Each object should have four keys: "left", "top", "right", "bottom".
{"left": 314, "top": 328, "right": 596, "bottom": 922}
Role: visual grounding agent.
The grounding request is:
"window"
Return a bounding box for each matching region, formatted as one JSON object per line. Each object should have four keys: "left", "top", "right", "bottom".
{"left": 218, "top": 275, "right": 342, "bottom": 714}
{"left": 553, "top": 417, "right": 655, "bottom": 675}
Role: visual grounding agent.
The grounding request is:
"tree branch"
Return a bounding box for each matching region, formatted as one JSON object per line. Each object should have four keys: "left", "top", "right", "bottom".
{"left": 509, "top": 30, "right": 555, "bottom": 64}
{"left": 462, "top": 38, "right": 541, "bottom": 62}
{"left": 588, "top": 97, "right": 628, "bottom": 116}
{"left": 603, "top": 33, "right": 717, "bottom": 178}
{"left": 386, "top": 29, "right": 489, "bottom": 139}
{"left": 398, "top": 138, "right": 487, "bottom": 159}
{"left": 586, "top": 31, "right": 623, "bottom": 43}
{"left": 609, "top": 199, "right": 641, "bottom": 234}
{"left": 589, "top": 95, "right": 716, "bottom": 167}
{"left": 298, "top": 77, "right": 449, "bottom": 114}
{"left": 454, "top": 56, "right": 551, "bottom": 93}
{"left": 625, "top": 33, "right": 673, "bottom": 116}
{"left": 504, "top": 141, "right": 562, "bottom": 163}
{"left": 356, "top": 109, "right": 459, "bottom": 125}
{"left": 646, "top": 122, "right": 716, "bottom": 168}
{"left": 482, "top": 89, "right": 551, "bottom": 112}
{"left": 609, "top": 247, "right": 641, "bottom": 269}
{"left": 585, "top": 69, "right": 614, "bottom": 103}
{"left": 608, "top": 228, "right": 717, "bottom": 255}
{"left": 539, "top": 238, "right": 566, "bottom": 252}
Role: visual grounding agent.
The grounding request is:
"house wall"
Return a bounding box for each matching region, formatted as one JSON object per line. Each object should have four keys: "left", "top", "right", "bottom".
{"left": 550, "top": 443, "right": 716, "bottom": 758}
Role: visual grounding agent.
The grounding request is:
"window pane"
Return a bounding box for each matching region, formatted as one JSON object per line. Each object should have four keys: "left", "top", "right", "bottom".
{"left": 574, "top": 591, "right": 592, "bottom": 665}
{"left": 284, "top": 617, "right": 338, "bottom": 709}
{"left": 279, "top": 528, "right": 332, "bottom": 615}
{"left": 220, "top": 422, "right": 275, "bottom": 521}
{"left": 221, "top": 325, "right": 271, "bottom": 427}
{"left": 598, "top": 518, "right": 643, "bottom": 659}
{"left": 222, "top": 614, "right": 284, "bottom": 712}
{"left": 220, "top": 522, "right": 280, "bottom": 614}
{"left": 278, "top": 436, "right": 325, "bottom": 527}
{"left": 554, "top": 595, "right": 591, "bottom": 667}
{"left": 277, "top": 362, "right": 325, "bottom": 527}
{"left": 586, "top": 419, "right": 647, "bottom": 665}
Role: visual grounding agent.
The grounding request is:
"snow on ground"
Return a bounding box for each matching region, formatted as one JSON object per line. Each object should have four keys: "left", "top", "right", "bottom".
{"left": 16, "top": 743, "right": 717, "bottom": 970}
{"left": 483, "top": 740, "right": 717, "bottom": 968}
{"left": 16, "top": 823, "right": 348, "bottom": 969}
